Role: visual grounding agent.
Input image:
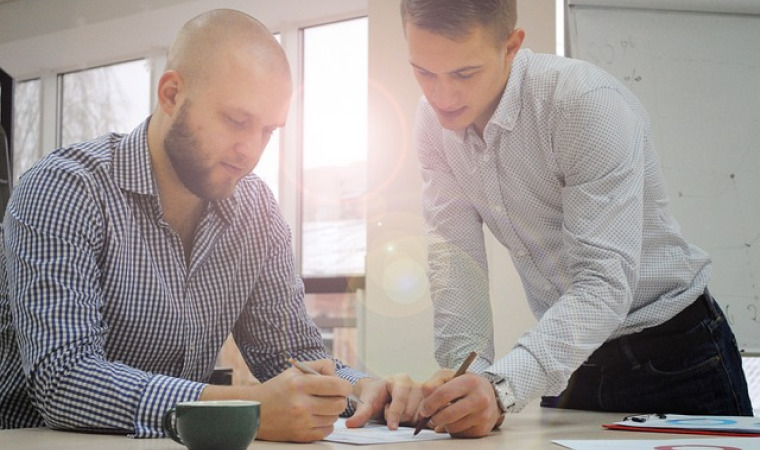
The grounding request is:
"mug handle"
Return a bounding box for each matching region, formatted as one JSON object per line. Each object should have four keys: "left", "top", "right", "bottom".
{"left": 162, "top": 408, "right": 184, "bottom": 445}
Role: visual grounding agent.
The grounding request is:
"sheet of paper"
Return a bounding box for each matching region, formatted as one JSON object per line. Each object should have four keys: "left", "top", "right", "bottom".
{"left": 553, "top": 437, "right": 760, "bottom": 450}
{"left": 324, "top": 418, "right": 451, "bottom": 445}
{"left": 606, "top": 415, "right": 760, "bottom": 435}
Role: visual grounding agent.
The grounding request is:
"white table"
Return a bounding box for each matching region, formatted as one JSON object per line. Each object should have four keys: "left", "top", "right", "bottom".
{"left": 0, "top": 403, "right": 738, "bottom": 450}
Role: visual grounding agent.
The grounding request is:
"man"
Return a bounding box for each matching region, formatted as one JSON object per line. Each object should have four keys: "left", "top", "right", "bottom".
{"left": 0, "top": 9, "right": 420, "bottom": 442}
{"left": 400, "top": 0, "right": 752, "bottom": 438}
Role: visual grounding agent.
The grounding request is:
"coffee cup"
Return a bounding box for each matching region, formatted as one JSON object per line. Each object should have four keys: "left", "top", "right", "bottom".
{"left": 163, "top": 400, "right": 260, "bottom": 450}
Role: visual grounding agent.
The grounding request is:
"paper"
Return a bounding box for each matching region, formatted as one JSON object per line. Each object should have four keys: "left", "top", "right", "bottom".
{"left": 554, "top": 437, "right": 760, "bottom": 450}
{"left": 324, "top": 418, "right": 451, "bottom": 445}
{"left": 604, "top": 414, "right": 760, "bottom": 436}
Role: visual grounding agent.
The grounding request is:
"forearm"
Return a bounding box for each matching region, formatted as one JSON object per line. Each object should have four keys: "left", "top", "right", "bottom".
{"left": 486, "top": 287, "right": 630, "bottom": 411}
{"left": 428, "top": 237, "right": 494, "bottom": 370}
{"left": 22, "top": 354, "right": 205, "bottom": 437}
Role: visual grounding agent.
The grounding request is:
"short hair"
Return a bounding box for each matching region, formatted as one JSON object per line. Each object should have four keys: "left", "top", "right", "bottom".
{"left": 166, "top": 9, "right": 288, "bottom": 89}
{"left": 400, "top": 0, "right": 517, "bottom": 45}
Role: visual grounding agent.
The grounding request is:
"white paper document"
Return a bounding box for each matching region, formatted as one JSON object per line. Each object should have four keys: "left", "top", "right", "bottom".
{"left": 324, "top": 418, "right": 451, "bottom": 445}
{"left": 553, "top": 437, "right": 760, "bottom": 450}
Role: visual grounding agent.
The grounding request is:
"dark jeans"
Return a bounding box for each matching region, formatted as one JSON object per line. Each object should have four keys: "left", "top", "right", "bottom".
{"left": 541, "top": 289, "right": 753, "bottom": 416}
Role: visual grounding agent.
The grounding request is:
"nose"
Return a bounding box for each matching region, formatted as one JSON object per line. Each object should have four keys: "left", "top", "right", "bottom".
{"left": 234, "top": 129, "right": 268, "bottom": 163}
{"left": 429, "top": 78, "right": 459, "bottom": 110}
{"left": 249, "top": 124, "right": 274, "bottom": 150}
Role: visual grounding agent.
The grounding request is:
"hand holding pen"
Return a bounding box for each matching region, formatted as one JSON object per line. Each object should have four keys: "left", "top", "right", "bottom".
{"left": 414, "top": 351, "right": 477, "bottom": 435}
{"left": 288, "top": 357, "right": 363, "bottom": 404}
{"left": 287, "top": 355, "right": 424, "bottom": 431}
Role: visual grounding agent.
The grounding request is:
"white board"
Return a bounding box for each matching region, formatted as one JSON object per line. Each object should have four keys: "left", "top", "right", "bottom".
{"left": 566, "top": 0, "right": 760, "bottom": 353}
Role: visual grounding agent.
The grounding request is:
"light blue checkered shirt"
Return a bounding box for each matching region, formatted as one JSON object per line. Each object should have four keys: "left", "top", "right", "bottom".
{"left": 0, "top": 119, "right": 365, "bottom": 436}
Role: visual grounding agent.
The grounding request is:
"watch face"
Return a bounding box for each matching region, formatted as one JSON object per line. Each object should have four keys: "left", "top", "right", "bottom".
{"left": 494, "top": 381, "right": 516, "bottom": 413}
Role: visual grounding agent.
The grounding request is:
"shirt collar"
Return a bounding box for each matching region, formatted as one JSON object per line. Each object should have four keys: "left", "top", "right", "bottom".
{"left": 113, "top": 118, "right": 156, "bottom": 197}
{"left": 488, "top": 49, "right": 529, "bottom": 133}
{"left": 113, "top": 117, "right": 239, "bottom": 225}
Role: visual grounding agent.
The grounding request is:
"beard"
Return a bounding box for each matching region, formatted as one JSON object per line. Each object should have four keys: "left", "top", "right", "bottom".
{"left": 164, "top": 103, "right": 237, "bottom": 200}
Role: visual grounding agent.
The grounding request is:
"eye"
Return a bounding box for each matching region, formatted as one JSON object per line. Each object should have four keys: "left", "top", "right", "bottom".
{"left": 453, "top": 71, "right": 475, "bottom": 80}
{"left": 226, "top": 115, "right": 248, "bottom": 128}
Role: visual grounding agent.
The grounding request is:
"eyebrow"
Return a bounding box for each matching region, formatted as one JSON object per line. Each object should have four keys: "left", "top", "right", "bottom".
{"left": 409, "top": 61, "right": 482, "bottom": 75}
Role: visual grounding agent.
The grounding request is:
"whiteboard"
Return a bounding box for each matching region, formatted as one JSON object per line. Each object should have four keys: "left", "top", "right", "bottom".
{"left": 566, "top": 0, "right": 760, "bottom": 353}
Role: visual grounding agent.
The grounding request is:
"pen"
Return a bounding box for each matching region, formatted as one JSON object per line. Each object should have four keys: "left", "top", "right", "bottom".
{"left": 413, "top": 350, "right": 477, "bottom": 436}
{"left": 287, "top": 357, "right": 364, "bottom": 404}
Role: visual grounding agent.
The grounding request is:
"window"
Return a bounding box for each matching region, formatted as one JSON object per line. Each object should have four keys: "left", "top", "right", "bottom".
{"left": 296, "top": 18, "right": 368, "bottom": 368}
{"left": 12, "top": 79, "right": 41, "bottom": 182}
{"left": 60, "top": 59, "right": 150, "bottom": 146}
{"left": 252, "top": 34, "right": 282, "bottom": 201}
{"left": 301, "top": 18, "right": 368, "bottom": 278}
{"left": 304, "top": 291, "right": 359, "bottom": 367}
{"left": 556, "top": 0, "right": 565, "bottom": 56}
{"left": 254, "top": 127, "right": 280, "bottom": 201}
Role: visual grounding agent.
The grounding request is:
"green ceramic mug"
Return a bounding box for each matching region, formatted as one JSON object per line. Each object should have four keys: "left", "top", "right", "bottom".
{"left": 163, "top": 400, "right": 260, "bottom": 450}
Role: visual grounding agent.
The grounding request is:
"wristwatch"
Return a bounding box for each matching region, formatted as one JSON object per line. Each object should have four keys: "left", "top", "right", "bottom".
{"left": 492, "top": 379, "right": 516, "bottom": 415}
{"left": 482, "top": 374, "right": 516, "bottom": 429}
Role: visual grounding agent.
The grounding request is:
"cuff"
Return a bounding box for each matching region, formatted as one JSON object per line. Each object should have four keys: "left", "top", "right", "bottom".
{"left": 132, "top": 375, "right": 206, "bottom": 438}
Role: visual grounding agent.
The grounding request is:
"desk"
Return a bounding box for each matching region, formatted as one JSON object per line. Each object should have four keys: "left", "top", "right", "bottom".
{"left": 0, "top": 403, "right": 733, "bottom": 450}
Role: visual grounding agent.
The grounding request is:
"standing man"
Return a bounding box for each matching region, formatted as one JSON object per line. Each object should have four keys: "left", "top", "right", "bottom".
{"left": 401, "top": 0, "right": 752, "bottom": 437}
{"left": 0, "top": 9, "right": 420, "bottom": 442}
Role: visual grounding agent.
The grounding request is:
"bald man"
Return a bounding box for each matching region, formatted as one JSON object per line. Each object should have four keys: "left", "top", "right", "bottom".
{"left": 0, "top": 10, "right": 421, "bottom": 442}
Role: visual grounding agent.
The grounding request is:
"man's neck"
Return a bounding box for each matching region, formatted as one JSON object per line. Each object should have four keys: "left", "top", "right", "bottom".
{"left": 162, "top": 191, "right": 206, "bottom": 265}
{"left": 147, "top": 117, "right": 207, "bottom": 264}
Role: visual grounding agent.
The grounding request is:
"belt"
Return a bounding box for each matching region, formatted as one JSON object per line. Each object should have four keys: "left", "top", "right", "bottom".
{"left": 586, "top": 288, "right": 718, "bottom": 368}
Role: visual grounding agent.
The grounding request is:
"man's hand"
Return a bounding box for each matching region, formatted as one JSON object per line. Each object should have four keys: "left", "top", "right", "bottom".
{"left": 200, "top": 359, "right": 352, "bottom": 442}
{"left": 417, "top": 370, "right": 503, "bottom": 437}
{"left": 344, "top": 373, "right": 423, "bottom": 429}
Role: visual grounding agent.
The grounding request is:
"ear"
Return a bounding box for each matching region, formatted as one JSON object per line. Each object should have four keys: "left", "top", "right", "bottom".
{"left": 504, "top": 28, "right": 526, "bottom": 60}
{"left": 156, "top": 70, "right": 183, "bottom": 117}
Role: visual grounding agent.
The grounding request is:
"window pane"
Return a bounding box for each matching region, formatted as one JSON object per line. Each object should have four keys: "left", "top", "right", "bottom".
{"left": 60, "top": 59, "right": 150, "bottom": 146}
{"left": 302, "top": 18, "right": 367, "bottom": 277}
{"left": 304, "top": 292, "right": 358, "bottom": 367}
{"left": 556, "top": 0, "right": 565, "bottom": 56}
{"left": 254, "top": 129, "right": 280, "bottom": 201}
{"left": 252, "top": 33, "right": 282, "bottom": 201}
{"left": 12, "top": 79, "right": 41, "bottom": 182}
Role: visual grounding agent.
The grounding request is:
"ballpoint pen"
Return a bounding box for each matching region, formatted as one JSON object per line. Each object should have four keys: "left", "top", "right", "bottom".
{"left": 287, "top": 357, "right": 364, "bottom": 404}
{"left": 413, "top": 350, "right": 478, "bottom": 436}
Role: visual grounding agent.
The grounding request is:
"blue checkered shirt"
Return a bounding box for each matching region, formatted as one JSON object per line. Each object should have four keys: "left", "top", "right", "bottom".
{"left": 0, "top": 119, "right": 365, "bottom": 436}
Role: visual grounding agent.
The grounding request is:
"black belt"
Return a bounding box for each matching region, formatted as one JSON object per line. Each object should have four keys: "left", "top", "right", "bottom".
{"left": 586, "top": 288, "right": 718, "bottom": 369}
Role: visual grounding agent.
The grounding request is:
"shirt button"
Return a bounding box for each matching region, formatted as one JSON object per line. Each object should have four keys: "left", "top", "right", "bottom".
{"left": 516, "top": 250, "right": 528, "bottom": 257}
{"left": 543, "top": 284, "right": 553, "bottom": 291}
{"left": 494, "top": 205, "right": 504, "bottom": 213}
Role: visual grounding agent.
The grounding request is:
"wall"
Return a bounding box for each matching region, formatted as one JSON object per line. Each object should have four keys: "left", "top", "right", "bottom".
{"left": 365, "top": 0, "right": 556, "bottom": 379}
{"left": 567, "top": 0, "right": 760, "bottom": 355}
